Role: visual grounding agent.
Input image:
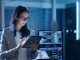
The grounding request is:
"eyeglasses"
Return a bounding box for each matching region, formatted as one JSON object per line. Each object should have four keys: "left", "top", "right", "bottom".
{"left": 18, "top": 16, "right": 29, "bottom": 21}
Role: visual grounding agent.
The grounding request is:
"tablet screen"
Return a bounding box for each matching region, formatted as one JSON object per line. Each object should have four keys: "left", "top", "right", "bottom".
{"left": 22, "top": 36, "right": 43, "bottom": 48}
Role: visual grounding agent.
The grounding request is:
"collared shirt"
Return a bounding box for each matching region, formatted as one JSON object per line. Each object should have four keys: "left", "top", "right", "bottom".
{"left": 33, "top": 50, "right": 49, "bottom": 60}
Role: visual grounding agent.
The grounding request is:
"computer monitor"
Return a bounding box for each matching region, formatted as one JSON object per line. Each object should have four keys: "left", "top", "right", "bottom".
{"left": 39, "top": 31, "right": 62, "bottom": 44}
{"left": 38, "top": 31, "right": 63, "bottom": 60}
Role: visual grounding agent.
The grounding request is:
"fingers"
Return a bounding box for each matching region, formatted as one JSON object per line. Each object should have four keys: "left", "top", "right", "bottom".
{"left": 29, "top": 40, "right": 36, "bottom": 44}
{"left": 20, "top": 38, "right": 25, "bottom": 43}
{"left": 19, "top": 38, "right": 26, "bottom": 47}
{"left": 16, "top": 38, "right": 26, "bottom": 48}
{"left": 21, "top": 40, "right": 26, "bottom": 46}
{"left": 29, "top": 41, "right": 38, "bottom": 48}
{"left": 15, "top": 38, "right": 26, "bottom": 51}
{"left": 29, "top": 41, "right": 38, "bottom": 52}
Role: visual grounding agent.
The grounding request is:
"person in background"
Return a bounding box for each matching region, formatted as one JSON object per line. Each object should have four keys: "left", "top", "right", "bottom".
{"left": 29, "top": 40, "right": 49, "bottom": 60}
{"left": 0, "top": 5, "right": 49, "bottom": 60}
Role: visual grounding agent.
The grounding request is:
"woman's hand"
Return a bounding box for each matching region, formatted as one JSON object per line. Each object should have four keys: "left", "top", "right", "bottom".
{"left": 29, "top": 41, "right": 38, "bottom": 53}
{"left": 15, "top": 38, "right": 26, "bottom": 51}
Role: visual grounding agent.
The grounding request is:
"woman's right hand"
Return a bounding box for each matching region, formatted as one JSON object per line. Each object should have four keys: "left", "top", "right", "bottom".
{"left": 15, "top": 38, "right": 26, "bottom": 51}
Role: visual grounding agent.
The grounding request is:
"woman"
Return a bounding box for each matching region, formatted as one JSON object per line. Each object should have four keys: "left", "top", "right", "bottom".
{"left": 0, "top": 5, "right": 49, "bottom": 60}
{"left": 0, "top": 5, "right": 38, "bottom": 60}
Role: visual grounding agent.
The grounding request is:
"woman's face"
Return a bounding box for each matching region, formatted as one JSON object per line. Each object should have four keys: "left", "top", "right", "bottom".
{"left": 16, "top": 12, "right": 29, "bottom": 27}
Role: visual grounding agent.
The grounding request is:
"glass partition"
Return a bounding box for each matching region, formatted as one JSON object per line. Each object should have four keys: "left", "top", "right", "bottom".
{"left": 76, "top": 1, "right": 80, "bottom": 40}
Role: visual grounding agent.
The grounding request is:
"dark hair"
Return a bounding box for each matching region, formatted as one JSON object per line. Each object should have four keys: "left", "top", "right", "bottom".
{"left": 12, "top": 5, "right": 30, "bottom": 38}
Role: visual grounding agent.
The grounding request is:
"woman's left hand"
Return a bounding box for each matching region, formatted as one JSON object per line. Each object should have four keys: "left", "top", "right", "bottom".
{"left": 29, "top": 41, "right": 38, "bottom": 52}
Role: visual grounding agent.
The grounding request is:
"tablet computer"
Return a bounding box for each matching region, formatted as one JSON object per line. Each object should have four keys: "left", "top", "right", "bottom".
{"left": 22, "top": 36, "right": 43, "bottom": 48}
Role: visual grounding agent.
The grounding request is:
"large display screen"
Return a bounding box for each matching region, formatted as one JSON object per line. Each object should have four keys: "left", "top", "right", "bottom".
{"left": 39, "top": 31, "right": 62, "bottom": 44}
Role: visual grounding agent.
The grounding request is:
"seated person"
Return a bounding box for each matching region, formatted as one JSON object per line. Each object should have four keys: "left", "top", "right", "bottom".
{"left": 28, "top": 41, "right": 49, "bottom": 60}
